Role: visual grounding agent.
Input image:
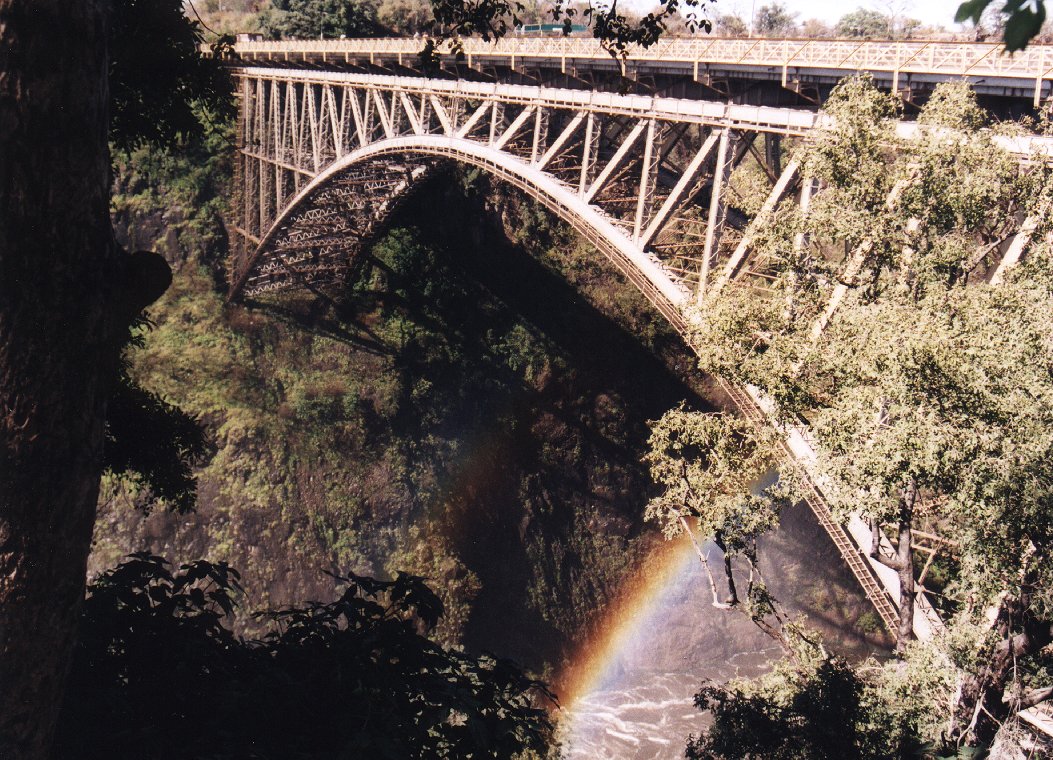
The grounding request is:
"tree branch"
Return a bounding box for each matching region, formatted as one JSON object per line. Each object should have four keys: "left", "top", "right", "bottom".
{"left": 997, "top": 620, "right": 1053, "bottom": 661}
{"left": 870, "top": 518, "right": 907, "bottom": 570}
{"left": 870, "top": 552, "right": 907, "bottom": 571}
{"left": 1015, "top": 685, "right": 1053, "bottom": 710}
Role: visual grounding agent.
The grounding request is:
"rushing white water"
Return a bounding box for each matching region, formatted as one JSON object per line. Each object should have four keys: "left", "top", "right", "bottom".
{"left": 560, "top": 501, "right": 890, "bottom": 759}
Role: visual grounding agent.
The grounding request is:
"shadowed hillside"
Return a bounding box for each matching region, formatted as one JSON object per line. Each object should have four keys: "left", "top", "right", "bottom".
{"left": 93, "top": 160, "right": 712, "bottom": 675}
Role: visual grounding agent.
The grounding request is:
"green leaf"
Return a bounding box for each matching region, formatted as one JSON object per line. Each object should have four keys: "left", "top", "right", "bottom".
{"left": 1003, "top": 3, "right": 1046, "bottom": 50}
{"left": 955, "top": 0, "right": 992, "bottom": 23}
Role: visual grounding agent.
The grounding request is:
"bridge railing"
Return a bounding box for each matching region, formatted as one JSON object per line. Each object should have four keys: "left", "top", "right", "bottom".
{"left": 235, "top": 66, "right": 1053, "bottom": 160}
{"left": 230, "top": 36, "right": 1053, "bottom": 81}
{"left": 239, "top": 66, "right": 827, "bottom": 134}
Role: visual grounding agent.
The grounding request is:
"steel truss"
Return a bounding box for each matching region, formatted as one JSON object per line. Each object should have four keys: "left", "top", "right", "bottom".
{"left": 232, "top": 67, "right": 1053, "bottom": 306}
{"left": 230, "top": 67, "right": 841, "bottom": 305}
{"left": 229, "top": 69, "right": 1053, "bottom": 717}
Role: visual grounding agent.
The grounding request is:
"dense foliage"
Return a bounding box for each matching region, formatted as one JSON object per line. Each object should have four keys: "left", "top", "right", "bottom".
{"left": 104, "top": 366, "right": 213, "bottom": 513}
{"left": 645, "top": 407, "right": 782, "bottom": 612}
{"left": 647, "top": 77, "right": 1053, "bottom": 753}
{"left": 835, "top": 8, "right": 893, "bottom": 38}
{"left": 956, "top": 0, "right": 1046, "bottom": 49}
{"left": 110, "top": 0, "right": 233, "bottom": 151}
{"left": 54, "top": 554, "right": 554, "bottom": 759}
{"left": 263, "top": 0, "right": 386, "bottom": 39}
{"left": 686, "top": 636, "right": 905, "bottom": 760}
{"left": 103, "top": 0, "right": 236, "bottom": 511}
{"left": 751, "top": 2, "right": 797, "bottom": 36}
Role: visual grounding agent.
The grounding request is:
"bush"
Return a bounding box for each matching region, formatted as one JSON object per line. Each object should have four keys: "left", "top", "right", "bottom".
{"left": 56, "top": 554, "right": 554, "bottom": 759}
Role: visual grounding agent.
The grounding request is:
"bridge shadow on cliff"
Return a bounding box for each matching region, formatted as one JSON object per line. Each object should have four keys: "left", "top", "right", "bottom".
{"left": 408, "top": 171, "right": 712, "bottom": 413}
{"left": 375, "top": 170, "right": 713, "bottom": 670}
{"left": 240, "top": 166, "right": 715, "bottom": 672}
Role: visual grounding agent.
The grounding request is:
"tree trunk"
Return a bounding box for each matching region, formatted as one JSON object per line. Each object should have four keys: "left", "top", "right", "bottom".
{"left": 869, "top": 481, "right": 916, "bottom": 653}
{"left": 0, "top": 2, "right": 121, "bottom": 757}
{"left": 894, "top": 510, "right": 915, "bottom": 652}
{"left": 714, "top": 531, "right": 739, "bottom": 606}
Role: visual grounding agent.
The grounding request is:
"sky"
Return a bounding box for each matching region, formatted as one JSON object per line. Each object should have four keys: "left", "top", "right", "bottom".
{"left": 711, "top": 0, "right": 965, "bottom": 28}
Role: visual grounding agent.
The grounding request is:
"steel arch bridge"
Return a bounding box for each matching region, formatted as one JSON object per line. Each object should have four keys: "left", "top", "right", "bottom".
{"left": 228, "top": 67, "right": 836, "bottom": 322}
{"left": 226, "top": 65, "right": 1050, "bottom": 592}
{"left": 229, "top": 65, "right": 1050, "bottom": 316}
{"left": 227, "top": 60, "right": 1053, "bottom": 735}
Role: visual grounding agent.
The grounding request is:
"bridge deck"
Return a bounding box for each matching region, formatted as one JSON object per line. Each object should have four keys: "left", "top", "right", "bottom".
{"left": 229, "top": 37, "right": 1053, "bottom": 105}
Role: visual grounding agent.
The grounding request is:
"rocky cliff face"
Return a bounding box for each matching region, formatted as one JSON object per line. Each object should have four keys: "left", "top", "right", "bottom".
{"left": 92, "top": 163, "right": 711, "bottom": 675}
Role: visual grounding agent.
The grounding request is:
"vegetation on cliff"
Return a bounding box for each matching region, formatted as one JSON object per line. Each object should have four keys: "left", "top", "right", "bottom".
{"left": 96, "top": 115, "right": 711, "bottom": 690}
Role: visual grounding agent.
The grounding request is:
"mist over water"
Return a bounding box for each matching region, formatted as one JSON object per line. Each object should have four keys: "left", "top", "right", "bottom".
{"left": 559, "top": 501, "right": 890, "bottom": 759}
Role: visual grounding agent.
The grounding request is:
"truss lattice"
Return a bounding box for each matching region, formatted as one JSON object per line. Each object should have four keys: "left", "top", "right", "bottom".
{"left": 229, "top": 68, "right": 828, "bottom": 312}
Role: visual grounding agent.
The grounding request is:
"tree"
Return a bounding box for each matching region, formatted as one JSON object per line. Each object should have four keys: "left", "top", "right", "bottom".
{"left": 899, "top": 17, "right": 922, "bottom": 37}
{"left": 377, "top": 0, "right": 434, "bottom": 34}
{"left": 109, "top": 0, "right": 233, "bottom": 150}
{"left": 423, "top": 0, "right": 712, "bottom": 56}
{"left": 753, "top": 2, "right": 798, "bottom": 36}
{"left": 686, "top": 634, "right": 911, "bottom": 759}
{"left": 714, "top": 12, "right": 748, "bottom": 36}
{"left": 957, "top": 0, "right": 1046, "bottom": 50}
{"left": 800, "top": 18, "right": 833, "bottom": 38}
{"left": 678, "top": 77, "right": 1053, "bottom": 749}
{"left": 263, "top": 0, "right": 385, "bottom": 38}
{"left": 835, "top": 7, "right": 891, "bottom": 38}
{"left": 53, "top": 554, "right": 554, "bottom": 758}
{"left": 645, "top": 407, "right": 783, "bottom": 614}
{"left": 0, "top": 0, "right": 228, "bottom": 755}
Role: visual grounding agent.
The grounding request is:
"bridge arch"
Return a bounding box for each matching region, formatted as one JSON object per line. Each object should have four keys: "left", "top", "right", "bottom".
{"left": 229, "top": 65, "right": 1053, "bottom": 331}
{"left": 233, "top": 134, "right": 691, "bottom": 329}
{"left": 222, "top": 62, "right": 1053, "bottom": 709}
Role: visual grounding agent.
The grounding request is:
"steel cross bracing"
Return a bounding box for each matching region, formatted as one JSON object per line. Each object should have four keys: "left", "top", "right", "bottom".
{"left": 230, "top": 37, "right": 1053, "bottom": 106}
{"left": 230, "top": 67, "right": 1053, "bottom": 305}
{"left": 229, "top": 67, "right": 1053, "bottom": 670}
{"left": 229, "top": 66, "right": 829, "bottom": 311}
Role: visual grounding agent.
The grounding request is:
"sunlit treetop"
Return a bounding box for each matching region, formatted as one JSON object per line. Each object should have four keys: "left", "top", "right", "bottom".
{"left": 424, "top": 0, "right": 715, "bottom": 56}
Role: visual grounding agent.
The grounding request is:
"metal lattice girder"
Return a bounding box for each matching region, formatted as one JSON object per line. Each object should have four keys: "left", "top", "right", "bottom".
{"left": 231, "top": 66, "right": 1053, "bottom": 310}
{"left": 233, "top": 149, "right": 439, "bottom": 297}
{"left": 697, "top": 127, "right": 736, "bottom": 298}
{"left": 638, "top": 131, "right": 718, "bottom": 249}
{"left": 632, "top": 120, "right": 660, "bottom": 243}
{"left": 537, "top": 111, "right": 583, "bottom": 170}
{"left": 710, "top": 160, "right": 801, "bottom": 296}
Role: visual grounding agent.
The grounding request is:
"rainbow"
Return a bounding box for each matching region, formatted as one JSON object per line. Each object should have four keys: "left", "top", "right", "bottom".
{"left": 557, "top": 533, "right": 698, "bottom": 709}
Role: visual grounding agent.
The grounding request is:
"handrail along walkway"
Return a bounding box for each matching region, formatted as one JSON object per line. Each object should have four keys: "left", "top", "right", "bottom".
{"left": 227, "top": 37, "right": 1053, "bottom": 106}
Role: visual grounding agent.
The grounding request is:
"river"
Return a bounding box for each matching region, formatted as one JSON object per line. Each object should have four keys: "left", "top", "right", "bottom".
{"left": 556, "top": 500, "right": 891, "bottom": 758}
